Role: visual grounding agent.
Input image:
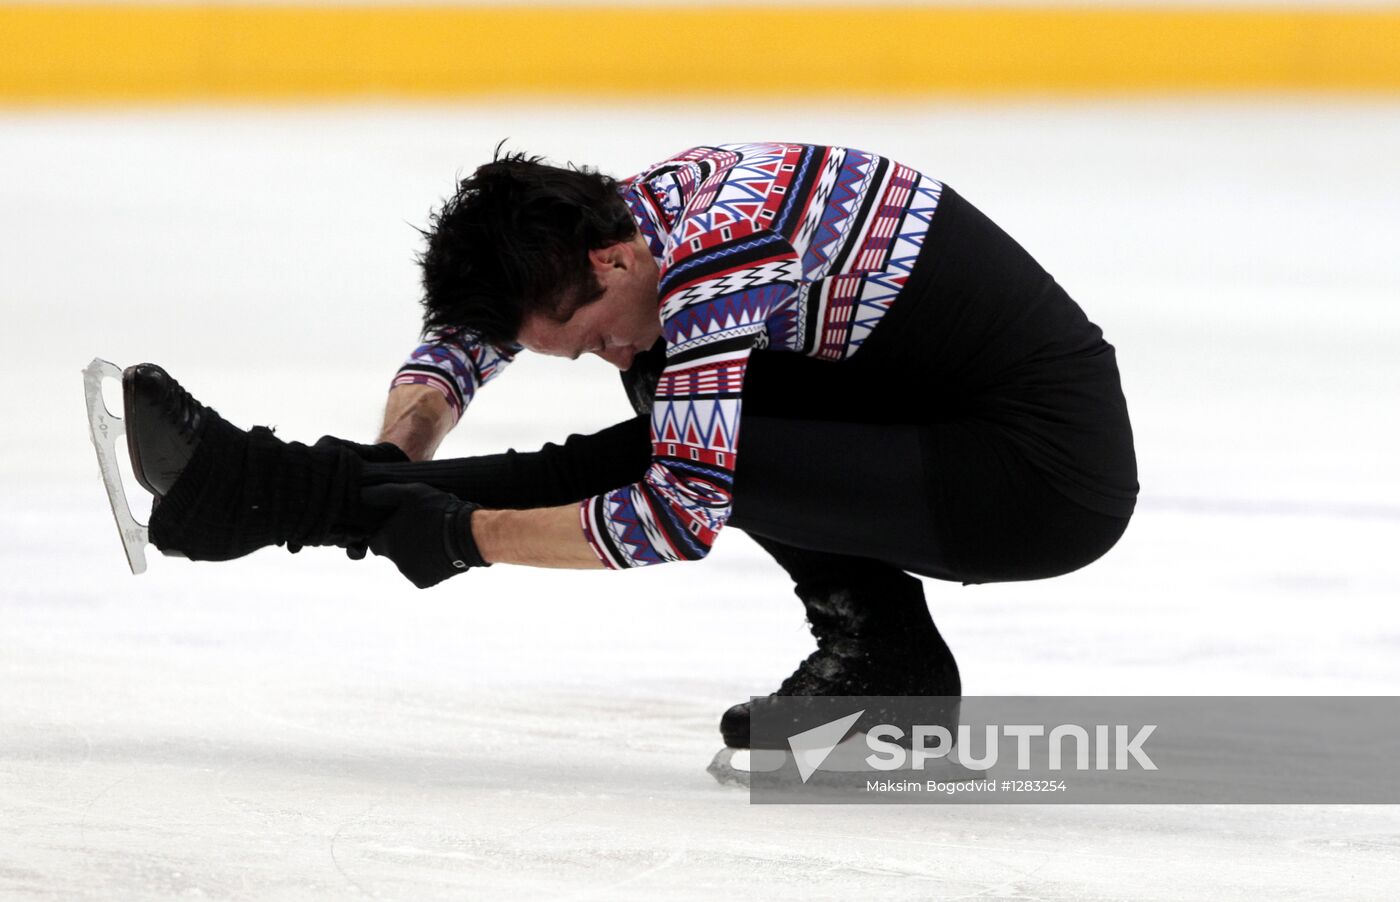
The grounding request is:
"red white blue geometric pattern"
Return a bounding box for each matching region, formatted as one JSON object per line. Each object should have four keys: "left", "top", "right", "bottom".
{"left": 392, "top": 330, "right": 519, "bottom": 421}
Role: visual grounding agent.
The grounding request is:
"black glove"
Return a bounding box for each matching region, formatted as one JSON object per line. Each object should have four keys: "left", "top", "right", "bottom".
{"left": 313, "top": 435, "right": 412, "bottom": 465}
{"left": 286, "top": 437, "right": 412, "bottom": 558}
{"left": 361, "top": 483, "right": 487, "bottom": 589}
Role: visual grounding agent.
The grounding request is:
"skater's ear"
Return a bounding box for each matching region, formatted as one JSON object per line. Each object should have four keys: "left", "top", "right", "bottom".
{"left": 588, "top": 233, "right": 644, "bottom": 273}
{"left": 588, "top": 241, "right": 627, "bottom": 270}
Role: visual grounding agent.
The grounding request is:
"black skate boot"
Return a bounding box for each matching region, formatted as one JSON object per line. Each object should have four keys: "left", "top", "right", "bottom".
{"left": 719, "top": 567, "right": 961, "bottom": 750}
{"left": 122, "top": 364, "right": 383, "bottom": 562}
{"left": 122, "top": 363, "right": 211, "bottom": 497}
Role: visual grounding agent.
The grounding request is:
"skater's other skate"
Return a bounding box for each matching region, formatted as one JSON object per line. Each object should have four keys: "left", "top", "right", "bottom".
{"left": 82, "top": 359, "right": 226, "bottom": 572}
{"left": 86, "top": 359, "right": 392, "bottom": 567}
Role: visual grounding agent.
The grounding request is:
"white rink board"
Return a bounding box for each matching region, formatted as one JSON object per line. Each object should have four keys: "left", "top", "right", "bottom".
{"left": 2, "top": 101, "right": 1400, "bottom": 899}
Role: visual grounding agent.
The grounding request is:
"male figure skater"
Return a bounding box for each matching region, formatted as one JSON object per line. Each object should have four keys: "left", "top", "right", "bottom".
{"left": 115, "top": 143, "right": 1138, "bottom": 749}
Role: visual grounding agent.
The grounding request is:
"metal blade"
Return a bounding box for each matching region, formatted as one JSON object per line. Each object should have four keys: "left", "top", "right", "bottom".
{"left": 83, "top": 358, "right": 149, "bottom": 574}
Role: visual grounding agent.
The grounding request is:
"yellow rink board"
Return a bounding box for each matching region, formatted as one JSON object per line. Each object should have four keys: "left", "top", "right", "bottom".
{"left": 3, "top": 5, "right": 1399, "bottom": 102}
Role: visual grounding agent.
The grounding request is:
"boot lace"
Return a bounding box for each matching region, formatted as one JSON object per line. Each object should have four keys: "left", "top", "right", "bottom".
{"left": 773, "top": 617, "right": 864, "bottom": 696}
{"left": 157, "top": 376, "right": 204, "bottom": 438}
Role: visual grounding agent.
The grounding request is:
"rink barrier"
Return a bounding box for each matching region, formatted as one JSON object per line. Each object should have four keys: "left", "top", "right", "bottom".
{"left": 3, "top": 5, "right": 1400, "bottom": 103}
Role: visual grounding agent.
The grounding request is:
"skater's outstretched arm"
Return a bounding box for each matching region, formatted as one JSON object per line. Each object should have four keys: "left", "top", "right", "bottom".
{"left": 381, "top": 330, "right": 521, "bottom": 460}
{"left": 364, "top": 489, "right": 603, "bottom": 587}
{"left": 377, "top": 384, "right": 455, "bottom": 461}
{"left": 471, "top": 504, "right": 606, "bottom": 569}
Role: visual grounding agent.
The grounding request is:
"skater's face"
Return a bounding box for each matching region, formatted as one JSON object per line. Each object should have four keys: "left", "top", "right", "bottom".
{"left": 518, "top": 233, "right": 663, "bottom": 371}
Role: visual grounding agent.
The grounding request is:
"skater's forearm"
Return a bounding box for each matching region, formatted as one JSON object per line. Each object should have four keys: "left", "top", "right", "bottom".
{"left": 377, "top": 384, "right": 455, "bottom": 461}
{"left": 471, "top": 505, "right": 605, "bottom": 569}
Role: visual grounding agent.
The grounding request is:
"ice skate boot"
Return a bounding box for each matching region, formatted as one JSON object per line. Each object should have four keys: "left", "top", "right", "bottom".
{"left": 122, "top": 362, "right": 211, "bottom": 497}
{"left": 85, "top": 359, "right": 382, "bottom": 570}
{"left": 708, "top": 569, "right": 961, "bottom": 786}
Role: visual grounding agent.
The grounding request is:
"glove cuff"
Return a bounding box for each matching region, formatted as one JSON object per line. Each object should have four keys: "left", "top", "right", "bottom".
{"left": 444, "top": 502, "right": 488, "bottom": 570}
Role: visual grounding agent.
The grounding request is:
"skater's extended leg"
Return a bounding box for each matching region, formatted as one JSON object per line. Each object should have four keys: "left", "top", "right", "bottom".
{"left": 129, "top": 363, "right": 381, "bottom": 561}
{"left": 130, "top": 362, "right": 654, "bottom": 560}
{"left": 360, "top": 415, "right": 650, "bottom": 509}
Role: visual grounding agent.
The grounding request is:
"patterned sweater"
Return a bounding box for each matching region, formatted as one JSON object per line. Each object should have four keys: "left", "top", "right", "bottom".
{"left": 394, "top": 143, "right": 944, "bottom": 568}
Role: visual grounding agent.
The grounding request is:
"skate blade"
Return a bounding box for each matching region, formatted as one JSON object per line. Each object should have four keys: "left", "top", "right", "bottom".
{"left": 709, "top": 741, "right": 866, "bottom": 788}
{"left": 707, "top": 748, "right": 773, "bottom": 788}
{"left": 708, "top": 735, "right": 986, "bottom": 789}
{"left": 83, "top": 358, "right": 149, "bottom": 575}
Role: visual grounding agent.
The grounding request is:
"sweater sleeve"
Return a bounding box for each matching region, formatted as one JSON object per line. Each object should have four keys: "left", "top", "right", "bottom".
{"left": 579, "top": 228, "right": 802, "bottom": 568}
{"left": 390, "top": 329, "right": 520, "bottom": 423}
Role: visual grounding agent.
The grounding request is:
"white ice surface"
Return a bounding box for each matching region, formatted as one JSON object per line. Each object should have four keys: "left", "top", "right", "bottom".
{"left": 2, "top": 100, "right": 1400, "bottom": 899}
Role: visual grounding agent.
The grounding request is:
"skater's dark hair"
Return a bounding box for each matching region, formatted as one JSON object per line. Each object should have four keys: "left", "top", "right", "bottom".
{"left": 417, "top": 144, "right": 637, "bottom": 346}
